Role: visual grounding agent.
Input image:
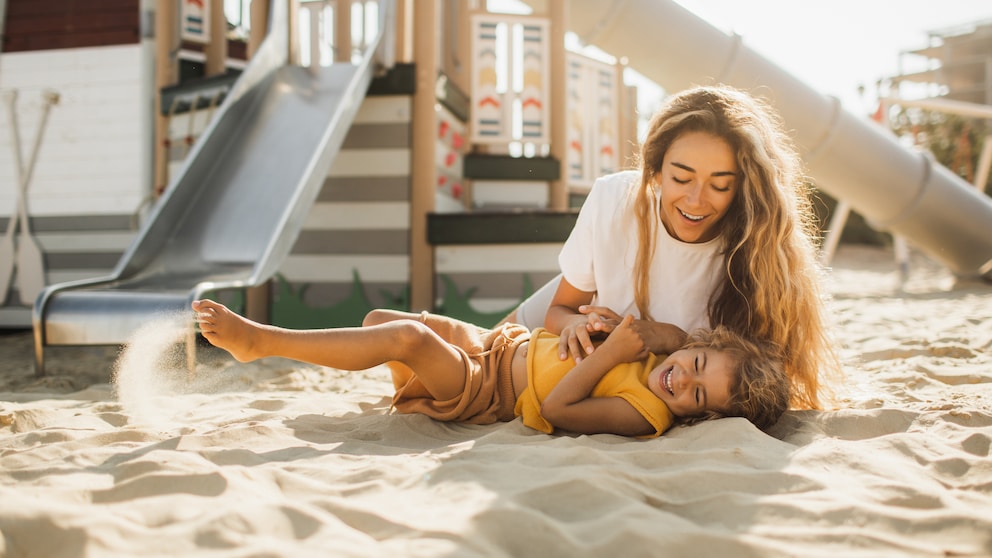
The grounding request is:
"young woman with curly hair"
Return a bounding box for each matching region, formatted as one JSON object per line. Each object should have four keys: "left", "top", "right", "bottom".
{"left": 505, "top": 85, "right": 841, "bottom": 410}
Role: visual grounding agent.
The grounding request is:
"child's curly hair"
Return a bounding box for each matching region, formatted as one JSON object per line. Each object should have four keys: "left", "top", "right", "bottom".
{"left": 678, "top": 325, "right": 789, "bottom": 432}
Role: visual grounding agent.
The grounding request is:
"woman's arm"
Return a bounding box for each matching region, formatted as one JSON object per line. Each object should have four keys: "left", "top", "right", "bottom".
{"left": 575, "top": 308, "right": 688, "bottom": 356}
{"left": 540, "top": 316, "right": 655, "bottom": 436}
{"left": 550, "top": 290, "right": 689, "bottom": 361}
{"left": 544, "top": 277, "right": 601, "bottom": 361}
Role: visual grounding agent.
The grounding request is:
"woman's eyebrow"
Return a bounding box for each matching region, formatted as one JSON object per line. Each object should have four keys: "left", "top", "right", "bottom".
{"left": 670, "top": 161, "right": 737, "bottom": 177}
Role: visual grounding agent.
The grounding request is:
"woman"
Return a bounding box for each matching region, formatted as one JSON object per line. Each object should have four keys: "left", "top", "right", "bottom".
{"left": 507, "top": 85, "right": 840, "bottom": 410}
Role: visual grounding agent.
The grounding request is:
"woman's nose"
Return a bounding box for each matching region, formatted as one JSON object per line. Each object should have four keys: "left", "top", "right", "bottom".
{"left": 685, "top": 182, "right": 702, "bottom": 204}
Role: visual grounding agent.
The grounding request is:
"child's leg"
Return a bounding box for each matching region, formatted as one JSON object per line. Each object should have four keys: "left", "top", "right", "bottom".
{"left": 193, "top": 300, "right": 470, "bottom": 400}
{"left": 363, "top": 308, "right": 488, "bottom": 341}
{"left": 362, "top": 309, "right": 485, "bottom": 393}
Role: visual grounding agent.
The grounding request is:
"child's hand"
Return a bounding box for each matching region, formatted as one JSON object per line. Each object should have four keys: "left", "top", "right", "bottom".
{"left": 578, "top": 305, "right": 623, "bottom": 334}
{"left": 599, "top": 314, "right": 649, "bottom": 362}
{"left": 619, "top": 319, "right": 688, "bottom": 355}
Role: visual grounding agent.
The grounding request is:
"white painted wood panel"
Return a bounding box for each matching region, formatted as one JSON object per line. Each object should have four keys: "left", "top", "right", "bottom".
{"left": 354, "top": 96, "right": 411, "bottom": 124}
{"left": 436, "top": 244, "right": 561, "bottom": 273}
{"left": 328, "top": 149, "right": 410, "bottom": 176}
{"left": 303, "top": 201, "right": 410, "bottom": 230}
{"left": 0, "top": 44, "right": 149, "bottom": 217}
{"left": 36, "top": 232, "right": 135, "bottom": 252}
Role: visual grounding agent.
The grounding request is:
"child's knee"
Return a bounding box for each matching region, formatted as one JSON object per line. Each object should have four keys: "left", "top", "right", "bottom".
{"left": 362, "top": 308, "right": 393, "bottom": 327}
{"left": 390, "top": 320, "right": 436, "bottom": 357}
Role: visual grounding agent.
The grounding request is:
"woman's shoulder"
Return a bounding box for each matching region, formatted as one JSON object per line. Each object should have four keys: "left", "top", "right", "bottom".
{"left": 592, "top": 169, "right": 640, "bottom": 191}
{"left": 587, "top": 170, "right": 641, "bottom": 207}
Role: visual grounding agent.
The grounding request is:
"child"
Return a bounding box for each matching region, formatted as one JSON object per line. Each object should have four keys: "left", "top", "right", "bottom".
{"left": 192, "top": 300, "right": 789, "bottom": 437}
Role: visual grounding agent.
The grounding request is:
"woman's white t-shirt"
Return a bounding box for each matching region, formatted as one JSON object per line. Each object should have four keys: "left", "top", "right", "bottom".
{"left": 558, "top": 170, "right": 724, "bottom": 332}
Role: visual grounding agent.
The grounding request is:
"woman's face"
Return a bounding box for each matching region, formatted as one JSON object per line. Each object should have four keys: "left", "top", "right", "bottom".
{"left": 656, "top": 131, "right": 739, "bottom": 243}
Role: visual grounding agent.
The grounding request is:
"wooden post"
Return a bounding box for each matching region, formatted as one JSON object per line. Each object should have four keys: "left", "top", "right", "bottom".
{"left": 205, "top": 0, "right": 228, "bottom": 75}
{"left": 248, "top": 0, "right": 270, "bottom": 58}
{"left": 335, "top": 0, "right": 352, "bottom": 62}
{"left": 154, "top": 0, "right": 179, "bottom": 197}
{"left": 548, "top": 0, "right": 567, "bottom": 211}
{"left": 393, "top": 0, "right": 411, "bottom": 63}
{"left": 287, "top": 0, "right": 300, "bottom": 65}
{"left": 410, "top": 0, "right": 437, "bottom": 311}
{"left": 245, "top": 0, "right": 273, "bottom": 324}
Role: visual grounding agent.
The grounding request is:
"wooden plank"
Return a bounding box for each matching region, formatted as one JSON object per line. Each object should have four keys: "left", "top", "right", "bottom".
{"left": 302, "top": 202, "right": 411, "bottom": 231}
{"left": 328, "top": 149, "right": 411, "bottom": 177}
{"left": 317, "top": 176, "right": 410, "bottom": 202}
{"left": 4, "top": 31, "right": 139, "bottom": 52}
{"left": 292, "top": 230, "right": 409, "bottom": 256}
{"left": 435, "top": 244, "right": 562, "bottom": 273}
{"left": 437, "top": 271, "right": 558, "bottom": 299}
{"left": 7, "top": 12, "right": 138, "bottom": 35}
{"left": 4, "top": 0, "right": 140, "bottom": 51}
{"left": 7, "top": 0, "right": 137, "bottom": 18}
{"left": 463, "top": 153, "right": 561, "bottom": 181}
{"left": 355, "top": 96, "right": 412, "bottom": 124}
{"left": 428, "top": 211, "right": 577, "bottom": 244}
{"left": 279, "top": 255, "right": 410, "bottom": 283}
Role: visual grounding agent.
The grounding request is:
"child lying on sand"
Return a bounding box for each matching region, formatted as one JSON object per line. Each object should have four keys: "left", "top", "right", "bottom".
{"left": 193, "top": 300, "right": 788, "bottom": 437}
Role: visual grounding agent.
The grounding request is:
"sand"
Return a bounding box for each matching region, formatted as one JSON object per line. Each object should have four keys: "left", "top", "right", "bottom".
{"left": 1, "top": 244, "right": 991, "bottom": 557}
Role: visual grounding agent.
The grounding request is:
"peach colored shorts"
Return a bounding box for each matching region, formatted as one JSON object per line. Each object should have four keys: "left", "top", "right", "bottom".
{"left": 390, "top": 313, "right": 530, "bottom": 425}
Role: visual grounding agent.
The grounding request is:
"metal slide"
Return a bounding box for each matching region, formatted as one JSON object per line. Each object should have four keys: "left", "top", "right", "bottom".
{"left": 32, "top": 1, "right": 392, "bottom": 374}
{"left": 553, "top": 0, "right": 992, "bottom": 280}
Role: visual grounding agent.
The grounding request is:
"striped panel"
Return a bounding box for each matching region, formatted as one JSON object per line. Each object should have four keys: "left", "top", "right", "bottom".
{"left": 292, "top": 229, "right": 408, "bottom": 255}
{"left": 434, "top": 243, "right": 562, "bottom": 325}
{"left": 354, "top": 96, "right": 412, "bottom": 124}
{"left": 328, "top": 149, "right": 410, "bottom": 176}
{"left": 303, "top": 201, "right": 410, "bottom": 230}
{"left": 435, "top": 243, "right": 561, "bottom": 274}
{"left": 436, "top": 271, "right": 559, "bottom": 301}
{"left": 472, "top": 180, "right": 549, "bottom": 209}
{"left": 0, "top": 215, "right": 135, "bottom": 320}
{"left": 317, "top": 176, "right": 409, "bottom": 202}
{"left": 273, "top": 95, "right": 413, "bottom": 327}
{"left": 279, "top": 255, "right": 409, "bottom": 284}
{"left": 289, "top": 281, "right": 410, "bottom": 310}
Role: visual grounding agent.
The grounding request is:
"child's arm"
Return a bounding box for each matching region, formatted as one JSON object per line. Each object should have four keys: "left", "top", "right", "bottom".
{"left": 540, "top": 315, "right": 656, "bottom": 436}
{"left": 575, "top": 305, "right": 688, "bottom": 355}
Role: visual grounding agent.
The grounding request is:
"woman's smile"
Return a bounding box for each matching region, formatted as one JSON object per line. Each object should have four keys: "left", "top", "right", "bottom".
{"left": 658, "top": 131, "right": 738, "bottom": 243}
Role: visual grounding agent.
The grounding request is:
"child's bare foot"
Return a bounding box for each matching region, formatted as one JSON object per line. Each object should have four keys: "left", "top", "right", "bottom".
{"left": 192, "top": 299, "right": 266, "bottom": 362}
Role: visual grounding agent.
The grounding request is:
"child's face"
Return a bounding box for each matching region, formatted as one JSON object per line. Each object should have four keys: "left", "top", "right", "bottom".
{"left": 656, "top": 131, "right": 738, "bottom": 244}
{"left": 647, "top": 347, "right": 735, "bottom": 417}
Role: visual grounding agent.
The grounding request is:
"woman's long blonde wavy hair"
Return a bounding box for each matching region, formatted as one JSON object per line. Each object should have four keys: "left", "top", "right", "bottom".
{"left": 632, "top": 85, "right": 840, "bottom": 410}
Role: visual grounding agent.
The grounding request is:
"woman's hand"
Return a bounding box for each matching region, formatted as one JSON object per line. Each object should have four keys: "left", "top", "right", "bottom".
{"left": 557, "top": 313, "right": 600, "bottom": 362}
{"left": 556, "top": 305, "right": 626, "bottom": 361}
{"left": 576, "top": 305, "right": 623, "bottom": 334}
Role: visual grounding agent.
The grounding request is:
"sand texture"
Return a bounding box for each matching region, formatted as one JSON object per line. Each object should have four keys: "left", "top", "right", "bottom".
{"left": 1, "top": 244, "right": 991, "bottom": 557}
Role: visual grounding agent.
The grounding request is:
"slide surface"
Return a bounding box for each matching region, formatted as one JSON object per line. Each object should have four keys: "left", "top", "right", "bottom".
{"left": 34, "top": 1, "right": 384, "bottom": 361}
{"left": 553, "top": 0, "right": 992, "bottom": 279}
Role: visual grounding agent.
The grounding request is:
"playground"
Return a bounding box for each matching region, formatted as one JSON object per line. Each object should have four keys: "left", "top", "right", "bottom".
{"left": 1, "top": 1, "right": 992, "bottom": 556}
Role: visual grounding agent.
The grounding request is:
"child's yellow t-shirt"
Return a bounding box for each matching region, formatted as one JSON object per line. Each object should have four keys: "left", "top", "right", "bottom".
{"left": 513, "top": 328, "right": 675, "bottom": 437}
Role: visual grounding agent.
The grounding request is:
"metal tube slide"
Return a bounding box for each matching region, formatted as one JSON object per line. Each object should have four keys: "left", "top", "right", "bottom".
{"left": 558, "top": 0, "right": 992, "bottom": 278}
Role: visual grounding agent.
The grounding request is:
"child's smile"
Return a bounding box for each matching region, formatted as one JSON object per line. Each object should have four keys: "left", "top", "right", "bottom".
{"left": 649, "top": 347, "right": 736, "bottom": 417}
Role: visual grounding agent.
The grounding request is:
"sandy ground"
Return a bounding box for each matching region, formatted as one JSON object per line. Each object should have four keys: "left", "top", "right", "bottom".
{"left": 1, "top": 243, "right": 991, "bottom": 558}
